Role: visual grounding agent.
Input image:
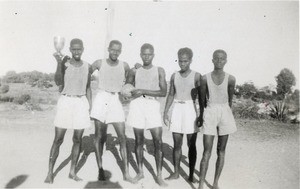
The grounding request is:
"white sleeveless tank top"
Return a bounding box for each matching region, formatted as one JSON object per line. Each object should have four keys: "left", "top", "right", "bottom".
{"left": 98, "top": 59, "right": 125, "bottom": 92}
{"left": 174, "top": 70, "right": 196, "bottom": 101}
{"left": 135, "top": 66, "right": 160, "bottom": 90}
{"left": 61, "top": 60, "right": 89, "bottom": 96}
{"left": 206, "top": 72, "right": 229, "bottom": 105}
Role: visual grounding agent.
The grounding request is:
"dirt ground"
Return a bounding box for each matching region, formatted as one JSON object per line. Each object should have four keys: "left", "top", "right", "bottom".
{"left": 0, "top": 106, "right": 299, "bottom": 189}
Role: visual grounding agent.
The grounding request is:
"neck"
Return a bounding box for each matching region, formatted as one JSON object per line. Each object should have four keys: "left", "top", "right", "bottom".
{"left": 143, "top": 63, "right": 153, "bottom": 69}
{"left": 179, "top": 68, "right": 191, "bottom": 74}
{"left": 213, "top": 68, "right": 224, "bottom": 74}
{"left": 107, "top": 58, "right": 118, "bottom": 64}
{"left": 71, "top": 58, "right": 81, "bottom": 63}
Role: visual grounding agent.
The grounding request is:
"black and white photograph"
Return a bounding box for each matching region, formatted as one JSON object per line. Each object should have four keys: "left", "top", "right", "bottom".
{"left": 0, "top": 1, "right": 299, "bottom": 189}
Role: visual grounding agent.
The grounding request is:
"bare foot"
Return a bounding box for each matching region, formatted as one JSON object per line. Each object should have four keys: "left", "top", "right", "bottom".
{"left": 157, "top": 177, "right": 168, "bottom": 187}
{"left": 133, "top": 173, "right": 144, "bottom": 183}
{"left": 188, "top": 176, "right": 196, "bottom": 183}
{"left": 123, "top": 173, "right": 135, "bottom": 184}
{"left": 68, "top": 174, "right": 82, "bottom": 182}
{"left": 198, "top": 182, "right": 204, "bottom": 189}
{"left": 44, "top": 174, "right": 53, "bottom": 184}
{"left": 98, "top": 168, "right": 106, "bottom": 181}
{"left": 165, "top": 173, "right": 179, "bottom": 180}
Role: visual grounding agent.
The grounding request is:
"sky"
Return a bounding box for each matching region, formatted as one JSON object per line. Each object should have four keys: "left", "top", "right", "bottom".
{"left": 0, "top": 1, "right": 298, "bottom": 88}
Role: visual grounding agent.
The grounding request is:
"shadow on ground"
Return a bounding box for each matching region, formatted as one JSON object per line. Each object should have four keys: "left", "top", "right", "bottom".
{"left": 84, "top": 170, "right": 122, "bottom": 188}
{"left": 5, "top": 175, "right": 28, "bottom": 188}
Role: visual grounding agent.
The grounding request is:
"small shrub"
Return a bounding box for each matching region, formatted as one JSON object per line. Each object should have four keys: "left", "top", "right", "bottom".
{"left": 0, "top": 85, "right": 9, "bottom": 94}
{"left": 0, "top": 95, "right": 14, "bottom": 102}
{"left": 25, "top": 102, "right": 42, "bottom": 111}
{"left": 14, "top": 94, "right": 31, "bottom": 105}
{"left": 269, "top": 101, "right": 288, "bottom": 122}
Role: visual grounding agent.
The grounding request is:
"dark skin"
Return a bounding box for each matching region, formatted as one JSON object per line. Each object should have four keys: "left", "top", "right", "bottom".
{"left": 163, "top": 53, "right": 201, "bottom": 182}
{"left": 44, "top": 41, "right": 92, "bottom": 184}
{"left": 90, "top": 43, "right": 134, "bottom": 183}
{"left": 198, "top": 51, "right": 236, "bottom": 189}
{"left": 126, "top": 47, "right": 168, "bottom": 187}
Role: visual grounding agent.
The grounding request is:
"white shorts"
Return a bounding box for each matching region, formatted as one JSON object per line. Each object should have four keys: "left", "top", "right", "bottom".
{"left": 169, "top": 100, "right": 199, "bottom": 134}
{"left": 90, "top": 90, "right": 125, "bottom": 124}
{"left": 54, "top": 95, "right": 91, "bottom": 130}
{"left": 126, "top": 97, "right": 162, "bottom": 129}
{"left": 202, "top": 103, "right": 237, "bottom": 136}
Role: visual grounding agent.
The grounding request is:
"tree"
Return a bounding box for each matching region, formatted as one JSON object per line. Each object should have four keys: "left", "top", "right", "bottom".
{"left": 275, "top": 68, "right": 296, "bottom": 99}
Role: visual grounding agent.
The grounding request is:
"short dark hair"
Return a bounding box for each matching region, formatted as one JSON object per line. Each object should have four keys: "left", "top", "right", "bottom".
{"left": 140, "top": 43, "right": 154, "bottom": 53}
{"left": 109, "top": 40, "right": 122, "bottom": 48}
{"left": 178, "top": 47, "right": 193, "bottom": 59}
{"left": 213, "top": 49, "right": 227, "bottom": 59}
{"left": 70, "top": 38, "right": 83, "bottom": 47}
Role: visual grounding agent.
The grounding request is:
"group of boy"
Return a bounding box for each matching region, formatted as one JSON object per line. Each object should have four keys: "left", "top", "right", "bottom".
{"left": 44, "top": 38, "right": 237, "bottom": 189}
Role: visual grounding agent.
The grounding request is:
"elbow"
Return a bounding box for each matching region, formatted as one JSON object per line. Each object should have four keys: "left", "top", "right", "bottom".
{"left": 161, "top": 89, "right": 167, "bottom": 97}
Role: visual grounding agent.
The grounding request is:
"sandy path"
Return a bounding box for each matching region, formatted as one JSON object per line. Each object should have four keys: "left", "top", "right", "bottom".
{"left": 0, "top": 108, "right": 299, "bottom": 189}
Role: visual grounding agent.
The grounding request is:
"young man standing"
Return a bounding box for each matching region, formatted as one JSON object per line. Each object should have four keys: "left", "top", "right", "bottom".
{"left": 90, "top": 40, "right": 133, "bottom": 182}
{"left": 198, "top": 49, "right": 237, "bottom": 189}
{"left": 126, "top": 43, "right": 168, "bottom": 187}
{"left": 45, "top": 38, "right": 92, "bottom": 183}
{"left": 164, "top": 47, "right": 201, "bottom": 182}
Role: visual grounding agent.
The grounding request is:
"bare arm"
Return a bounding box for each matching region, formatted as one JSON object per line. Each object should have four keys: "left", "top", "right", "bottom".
{"left": 86, "top": 64, "right": 93, "bottom": 111}
{"left": 91, "top": 59, "right": 102, "bottom": 73}
{"left": 54, "top": 54, "right": 69, "bottom": 86}
{"left": 124, "top": 62, "right": 130, "bottom": 80}
{"left": 132, "top": 67, "right": 167, "bottom": 98}
{"left": 163, "top": 74, "right": 176, "bottom": 125}
{"left": 125, "top": 68, "right": 136, "bottom": 86}
{"left": 228, "top": 75, "right": 236, "bottom": 108}
{"left": 198, "top": 75, "right": 207, "bottom": 127}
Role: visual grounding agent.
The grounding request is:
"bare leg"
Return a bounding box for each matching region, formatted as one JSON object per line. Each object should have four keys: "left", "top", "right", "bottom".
{"left": 213, "top": 135, "right": 229, "bottom": 189}
{"left": 187, "top": 133, "right": 197, "bottom": 182}
{"left": 198, "top": 135, "right": 214, "bottom": 189}
{"left": 165, "top": 133, "right": 183, "bottom": 180}
{"left": 112, "top": 122, "right": 134, "bottom": 183}
{"left": 69, "top": 129, "right": 84, "bottom": 181}
{"left": 45, "top": 127, "right": 67, "bottom": 184}
{"left": 94, "top": 120, "right": 108, "bottom": 181}
{"left": 133, "top": 128, "right": 145, "bottom": 183}
{"left": 150, "top": 127, "right": 167, "bottom": 187}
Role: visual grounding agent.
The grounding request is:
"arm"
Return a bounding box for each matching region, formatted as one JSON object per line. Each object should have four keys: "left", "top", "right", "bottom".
{"left": 163, "top": 74, "right": 175, "bottom": 126}
{"left": 54, "top": 54, "right": 69, "bottom": 86}
{"left": 91, "top": 59, "right": 101, "bottom": 73}
{"left": 124, "top": 62, "right": 130, "bottom": 80}
{"left": 131, "top": 67, "right": 167, "bottom": 98}
{"left": 125, "top": 68, "right": 136, "bottom": 85}
{"left": 86, "top": 64, "right": 93, "bottom": 112}
{"left": 197, "top": 75, "right": 207, "bottom": 127}
{"left": 228, "top": 75, "right": 236, "bottom": 108}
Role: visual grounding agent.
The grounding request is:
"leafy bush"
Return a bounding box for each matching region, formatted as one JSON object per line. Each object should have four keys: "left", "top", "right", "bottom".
{"left": 0, "top": 95, "right": 14, "bottom": 102}
{"left": 269, "top": 101, "right": 288, "bottom": 122}
{"left": 0, "top": 85, "right": 9, "bottom": 94}
{"left": 232, "top": 99, "right": 268, "bottom": 119}
{"left": 14, "top": 94, "right": 31, "bottom": 105}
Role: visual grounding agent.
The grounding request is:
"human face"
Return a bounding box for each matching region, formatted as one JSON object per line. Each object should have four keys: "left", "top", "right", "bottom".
{"left": 212, "top": 52, "right": 227, "bottom": 70}
{"left": 70, "top": 44, "right": 84, "bottom": 61}
{"left": 140, "top": 48, "right": 154, "bottom": 66}
{"left": 108, "top": 44, "right": 122, "bottom": 61}
{"left": 178, "top": 54, "right": 192, "bottom": 72}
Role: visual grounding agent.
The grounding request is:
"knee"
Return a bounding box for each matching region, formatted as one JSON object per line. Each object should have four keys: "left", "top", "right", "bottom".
{"left": 153, "top": 139, "right": 163, "bottom": 149}
{"left": 73, "top": 136, "right": 82, "bottom": 144}
{"left": 187, "top": 141, "right": 196, "bottom": 149}
{"left": 54, "top": 137, "right": 64, "bottom": 146}
{"left": 217, "top": 149, "right": 226, "bottom": 158}
{"left": 202, "top": 150, "right": 211, "bottom": 161}
{"left": 174, "top": 142, "right": 182, "bottom": 151}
